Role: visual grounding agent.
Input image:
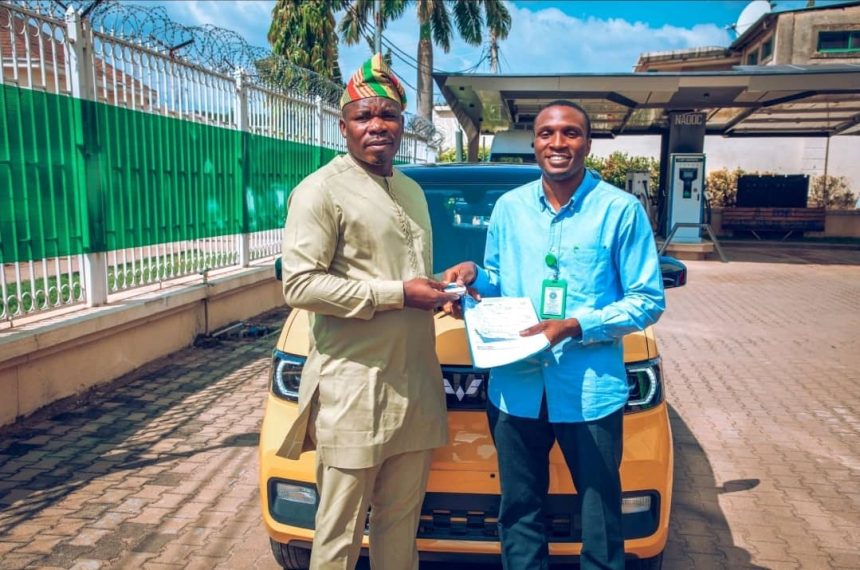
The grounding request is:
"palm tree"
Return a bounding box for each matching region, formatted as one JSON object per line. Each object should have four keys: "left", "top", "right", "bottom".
{"left": 339, "top": 0, "right": 511, "bottom": 122}
{"left": 268, "top": 0, "right": 343, "bottom": 83}
{"left": 484, "top": 0, "right": 511, "bottom": 74}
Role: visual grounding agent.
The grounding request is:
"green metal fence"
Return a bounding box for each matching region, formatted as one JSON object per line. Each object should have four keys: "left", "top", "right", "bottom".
{"left": 0, "top": 82, "right": 85, "bottom": 264}
{"left": 0, "top": 82, "right": 342, "bottom": 264}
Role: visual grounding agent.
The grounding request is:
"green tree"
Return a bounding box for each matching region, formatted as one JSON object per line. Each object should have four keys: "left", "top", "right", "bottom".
{"left": 339, "top": 0, "right": 511, "bottom": 121}
{"left": 268, "top": 0, "right": 343, "bottom": 83}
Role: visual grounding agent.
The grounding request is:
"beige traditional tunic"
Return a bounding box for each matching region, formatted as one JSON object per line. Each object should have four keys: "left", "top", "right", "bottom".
{"left": 277, "top": 154, "right": 448, "bottom": 469}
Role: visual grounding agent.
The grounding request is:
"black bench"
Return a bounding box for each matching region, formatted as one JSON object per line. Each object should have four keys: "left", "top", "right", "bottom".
{"left": 721, "top": 207, "right": 825, "bottom": 240}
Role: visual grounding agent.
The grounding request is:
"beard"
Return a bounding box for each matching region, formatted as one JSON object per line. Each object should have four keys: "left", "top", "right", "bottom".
{"left": 542, "top": 166, "right": 582, "bottom": 182}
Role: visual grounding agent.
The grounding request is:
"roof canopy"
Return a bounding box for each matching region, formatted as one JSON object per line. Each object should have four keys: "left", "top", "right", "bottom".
{"left": 434, "top": 65, "right": 860, "bottom": 139}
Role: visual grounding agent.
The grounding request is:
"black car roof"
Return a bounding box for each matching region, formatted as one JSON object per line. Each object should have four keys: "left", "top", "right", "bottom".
{"left": 399, "top": 162, "right": 541, "bottom": 187}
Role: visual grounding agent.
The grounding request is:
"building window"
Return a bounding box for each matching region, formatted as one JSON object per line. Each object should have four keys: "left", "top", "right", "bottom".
{"left": 817, "top": 30, "right": 860, "bottom": 53}
{"left": 761, "top": 37, "right": 773, "bottom": 61}
{"left": 746, "top": 51, "right": 759, "bottom": 65}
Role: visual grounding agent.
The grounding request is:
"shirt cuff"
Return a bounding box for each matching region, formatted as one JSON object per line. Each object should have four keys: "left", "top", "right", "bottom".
{"left": 372, "top": 280, "right": 405, "bottom": 310}
{"left": 472, "top": 266, "right": 491, "bottom": 293}
{"left": 576, "top": 310, "right": 603, "bottom": 345}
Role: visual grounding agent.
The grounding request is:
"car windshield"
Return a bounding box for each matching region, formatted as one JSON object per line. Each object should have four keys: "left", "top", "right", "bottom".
{"left": 400, "top": 164, "right": 542, "bottom": 271}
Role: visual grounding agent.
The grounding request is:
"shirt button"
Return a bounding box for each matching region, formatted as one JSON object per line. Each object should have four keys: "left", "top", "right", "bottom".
{"left": 543, "top": 362, "right": 550, "bottom": 368}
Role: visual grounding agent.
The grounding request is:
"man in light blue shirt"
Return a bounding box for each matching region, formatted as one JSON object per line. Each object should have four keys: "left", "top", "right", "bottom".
{"left": 443, "top": 100, "right": 664, "bottom": 570}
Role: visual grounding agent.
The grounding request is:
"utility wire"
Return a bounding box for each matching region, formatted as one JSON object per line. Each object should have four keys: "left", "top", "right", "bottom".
{"left": 499, "top": 46, "right": 511, "bottom": 74}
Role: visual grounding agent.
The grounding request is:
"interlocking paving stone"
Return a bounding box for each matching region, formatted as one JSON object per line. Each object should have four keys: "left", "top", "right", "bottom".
{"left": 0, "top": 247, "right": 858, "bottom": 569}
{"left": 132, "top": 532, "right": 177, "bottom": 554}
{"left": 660, "top": 246, "right": 860, "bottom": 570}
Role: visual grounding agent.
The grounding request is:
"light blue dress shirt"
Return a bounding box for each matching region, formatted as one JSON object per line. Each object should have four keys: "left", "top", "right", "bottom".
{"left": 472, "top": 170, "right": 665, "bottom": 422}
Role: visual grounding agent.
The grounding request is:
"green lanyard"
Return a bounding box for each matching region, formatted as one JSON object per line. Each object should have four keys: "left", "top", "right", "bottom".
{"left": 540, "top": 217, "right": 567, "bottom": 319}
{"left": 545, "top": 252, "right": 559, "bottom": 280}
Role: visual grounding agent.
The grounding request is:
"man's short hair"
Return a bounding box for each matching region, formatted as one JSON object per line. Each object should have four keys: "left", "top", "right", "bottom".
{"left": 536, "top": 100, "right": 591, "bottom": 139}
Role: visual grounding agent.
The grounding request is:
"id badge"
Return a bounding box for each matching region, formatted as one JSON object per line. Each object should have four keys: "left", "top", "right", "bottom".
{"left": 540, "top": 278, "right": 567, "bottom": 319}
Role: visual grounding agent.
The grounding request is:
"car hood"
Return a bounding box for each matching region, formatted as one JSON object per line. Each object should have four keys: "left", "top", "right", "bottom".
{"left": 276, "top": 309, "right": 656, "bottom": 364}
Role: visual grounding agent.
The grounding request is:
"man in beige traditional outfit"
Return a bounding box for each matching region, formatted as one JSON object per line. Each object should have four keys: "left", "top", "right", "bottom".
{"left": 279, "top": 54, "right": 455, "bottom": 569}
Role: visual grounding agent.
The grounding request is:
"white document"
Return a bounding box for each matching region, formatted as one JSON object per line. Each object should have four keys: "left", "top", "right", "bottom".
{"left": 462, "top": 296, "right": 550, "bottom": 369}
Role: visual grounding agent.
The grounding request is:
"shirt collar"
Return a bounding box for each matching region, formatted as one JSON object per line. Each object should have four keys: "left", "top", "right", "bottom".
{"left": 535, "top": 169, "right": 599, "bottom": 214}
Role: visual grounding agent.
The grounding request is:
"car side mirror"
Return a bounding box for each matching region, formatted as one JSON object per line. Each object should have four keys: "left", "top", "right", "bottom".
{"left": 275, "top": 257, "right": 282, "bottom": 282}
{"left": 660, "top": 256, "right": 686, "bottom": 289}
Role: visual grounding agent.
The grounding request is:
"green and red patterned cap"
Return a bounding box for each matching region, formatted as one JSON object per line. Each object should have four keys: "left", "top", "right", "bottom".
{"left": 340, "top": 53, "right": 407, "bottom": 110}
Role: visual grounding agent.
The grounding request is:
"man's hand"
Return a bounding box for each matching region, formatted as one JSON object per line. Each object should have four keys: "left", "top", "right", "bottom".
{"left": 440, "top": 261, "right": 481, "bottom": 318}
{"left": 520, "top": 318, "right": 582, "bottom": 347}
{"left": 441, "top": 261, "right": 478, "bottom": 287}
{"left": 403, "top": 278, "right": 461, "bottom": 311}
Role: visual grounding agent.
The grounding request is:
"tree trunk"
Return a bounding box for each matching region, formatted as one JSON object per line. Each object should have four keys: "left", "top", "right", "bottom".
{"left": 416, "top": 22, "right": 433, "bottom": 121}
{"left": 490, "top": 31, "right": 498, "bottom": 73}
{"left": 468, "top": 131, "right": 479, "bottom": 163}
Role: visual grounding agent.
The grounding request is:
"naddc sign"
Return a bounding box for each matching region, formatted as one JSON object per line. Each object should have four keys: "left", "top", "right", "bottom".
{"left": 668, "top": 111, "right": 706, "bottom": 153}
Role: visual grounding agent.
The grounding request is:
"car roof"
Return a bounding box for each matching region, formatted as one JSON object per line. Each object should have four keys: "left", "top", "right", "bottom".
{"left": 398, "top": 162, "right": 541, "bottom": 187}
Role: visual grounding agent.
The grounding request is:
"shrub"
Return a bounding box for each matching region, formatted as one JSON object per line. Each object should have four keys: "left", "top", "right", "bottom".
{"left": 808, "top": 175, "right": 857, "bottom": 209}
{"left": 706, "top": 167, "right": 746, "bottom": 207}
{"left": 707, "top": 170, "right": 857, "bottom": 210}
{"left": 586, "top": 152, "right": 660, "bottom": 203}
{"left": 437, "top": 146, "right": 490, "bottom": 162}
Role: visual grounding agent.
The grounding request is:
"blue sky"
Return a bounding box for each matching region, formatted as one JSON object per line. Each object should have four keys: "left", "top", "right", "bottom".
{"left": 141, "top": 0, "right": 854, "bottom": 103}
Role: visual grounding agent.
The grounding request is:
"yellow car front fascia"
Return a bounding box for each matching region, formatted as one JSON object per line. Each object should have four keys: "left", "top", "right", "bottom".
{"left": 261, "top": 308, "right": 671, "bottom": 560}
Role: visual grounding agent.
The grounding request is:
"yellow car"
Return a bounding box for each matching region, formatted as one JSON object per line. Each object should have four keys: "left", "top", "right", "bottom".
{"left": 259, "top": 163, "right": 687, "bottom": 569}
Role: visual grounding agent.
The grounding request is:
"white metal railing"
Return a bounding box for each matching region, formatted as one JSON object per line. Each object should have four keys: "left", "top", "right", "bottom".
{"left": 91, "top": 25, "right": 242, "bottom": 295}
{"left": 1, "top": 4, "right": 84, "bottom": 319}
{"left": 250, "top": 229, "right": 282, "bottom": 261}
{"left": 91, "top": 28, "right": 235, "bottom": 127}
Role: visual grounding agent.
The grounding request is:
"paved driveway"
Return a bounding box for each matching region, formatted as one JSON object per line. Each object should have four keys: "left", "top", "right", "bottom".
{"left": 0, "top": 244, "right": 858, "bottom": 569}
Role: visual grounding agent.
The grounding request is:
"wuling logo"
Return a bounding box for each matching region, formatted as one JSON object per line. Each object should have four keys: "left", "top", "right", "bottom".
{"left": 443, "top": 373, "right": 484, "bottom": 401}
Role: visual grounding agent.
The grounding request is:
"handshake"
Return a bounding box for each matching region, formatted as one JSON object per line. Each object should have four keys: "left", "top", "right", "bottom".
{"left": 403, "top": 261, "right": 479, "bottom": 312}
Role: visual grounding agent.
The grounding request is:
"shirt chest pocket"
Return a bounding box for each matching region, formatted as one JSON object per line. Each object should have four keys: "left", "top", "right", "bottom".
{"left": 562, "top": 246, "right": 612, "bottom": 294}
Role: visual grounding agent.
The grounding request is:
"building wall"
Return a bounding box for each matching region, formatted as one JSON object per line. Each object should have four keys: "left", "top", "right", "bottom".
{"left": 778, "top": 5, "right": 860, "bottom": 65}
{"left": 635, "top": 4, "right": 860, "bottom": 70}
{"left": 634, "top": 55, "right": 740, "bottom": 72}
{"left": 592, "top": 135, "right": 860, "bottom": 196}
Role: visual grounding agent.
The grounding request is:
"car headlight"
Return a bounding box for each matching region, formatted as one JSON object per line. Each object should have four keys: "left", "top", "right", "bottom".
{"left": 624, "top": 357, "right": 663, "bottom": 413}
{"left": 621, "top": 494, "right": 652, "bottom": 514}
{"left": 271, "top": 351, "right": 305, "bottom": 402}
{"left": 268, "top": 479, "right": 317, "bottom": 528}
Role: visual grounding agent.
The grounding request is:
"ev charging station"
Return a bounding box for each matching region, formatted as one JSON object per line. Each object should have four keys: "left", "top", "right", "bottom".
{"left": 625, "top": 171, "right": 654, "bottom": 230}
{"left": 667, "top": 153, "right": 706, "bottom": 242}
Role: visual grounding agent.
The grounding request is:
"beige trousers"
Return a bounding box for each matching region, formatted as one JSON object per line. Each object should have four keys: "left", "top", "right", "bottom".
{"left": 309, "top": 449, "right": 434, "bottom": 570}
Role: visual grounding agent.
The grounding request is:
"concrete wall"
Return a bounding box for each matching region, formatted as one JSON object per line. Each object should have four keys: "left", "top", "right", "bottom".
{"left": 811, "top": 209, "right": 860, "bottom": 238}
{"left": 0, "top": 266, "right": 285, "bottom": 427}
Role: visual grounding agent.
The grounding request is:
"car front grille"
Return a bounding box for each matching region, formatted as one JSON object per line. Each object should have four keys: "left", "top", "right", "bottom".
{"left": 417, "top": 492, "right": 660, "bottom": 542}
{"left": 417, "top": 493, "right": 577, "bottom": 542}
